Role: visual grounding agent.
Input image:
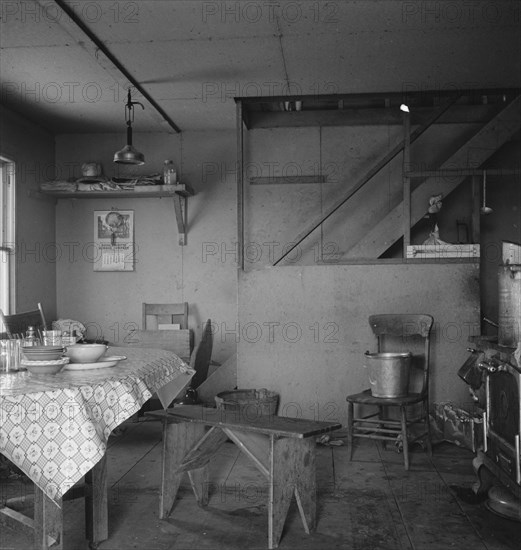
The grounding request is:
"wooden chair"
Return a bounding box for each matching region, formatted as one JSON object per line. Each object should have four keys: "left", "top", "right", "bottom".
{"left": 346, "top": 313, "right": 434, "bottom": 470}
{"left": 122, "top": 326, "right": 195, "bottom": 419}
{"left": 142, "top": 302, "right": 188, "bottom": 330}
{"left": 0, "top": 302, "right": 47, "bottom": 338}
{"left": 123, "top": 329, "right": 194, "bottom": 361}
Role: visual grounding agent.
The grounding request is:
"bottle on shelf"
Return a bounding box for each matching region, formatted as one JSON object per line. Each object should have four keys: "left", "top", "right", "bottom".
{"left": 163, "top": 160, "right": 177, "bottom": 185}
{"left": 23, "top": 326, "right": 40, "bottom": 347}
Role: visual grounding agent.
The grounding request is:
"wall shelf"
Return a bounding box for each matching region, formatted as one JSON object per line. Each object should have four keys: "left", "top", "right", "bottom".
{"left": 39, "top": 183, "right": 194, "bottom": 199}
{"left": 39, "top": 184, "right": 195, "bottom": 245}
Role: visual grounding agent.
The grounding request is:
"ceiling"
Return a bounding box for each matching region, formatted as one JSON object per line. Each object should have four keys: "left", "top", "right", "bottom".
{"left": 1, "top": 0, "right": 520, "bottom": 135}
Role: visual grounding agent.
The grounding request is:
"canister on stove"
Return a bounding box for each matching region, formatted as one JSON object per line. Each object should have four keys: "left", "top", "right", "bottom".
{"left": 498, "top": 264, "right": 521, "bottom": 347}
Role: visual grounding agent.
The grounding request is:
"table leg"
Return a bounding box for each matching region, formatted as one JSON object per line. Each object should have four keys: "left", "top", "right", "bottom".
{"left": 34, "top": 488, "right": 63, "bottom": 550}
{"left": 85, "top": 454, "right": 108, "bottom": 548}
{"left": 269, "top": 437, "right": 316, "bottom": 549}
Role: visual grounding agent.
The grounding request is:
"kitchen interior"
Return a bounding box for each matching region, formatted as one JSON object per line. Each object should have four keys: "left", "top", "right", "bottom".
{"left": 1, "top": 1, "right": 521, "bottom": 549}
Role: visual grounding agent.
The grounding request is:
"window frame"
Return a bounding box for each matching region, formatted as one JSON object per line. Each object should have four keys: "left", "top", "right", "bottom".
{"left": 0, "top": 157, "right": 16, "bottom": 316}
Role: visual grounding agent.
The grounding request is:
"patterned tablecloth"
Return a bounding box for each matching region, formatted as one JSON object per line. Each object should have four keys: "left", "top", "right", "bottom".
{"left": 0, "top": 347, "right": 194, "bottom": 503}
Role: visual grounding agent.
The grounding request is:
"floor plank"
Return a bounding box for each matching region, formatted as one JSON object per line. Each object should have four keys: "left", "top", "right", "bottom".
{"left": 1, "top": 421, "right": 520, "bottom": 550}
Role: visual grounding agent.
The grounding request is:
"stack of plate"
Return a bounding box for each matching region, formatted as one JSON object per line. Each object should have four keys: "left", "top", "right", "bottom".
{"left": 22, "top": 345, "right": 64, "bottom": 361}
{"left": 21, "top": 346, "right": 68, "bottom": 375}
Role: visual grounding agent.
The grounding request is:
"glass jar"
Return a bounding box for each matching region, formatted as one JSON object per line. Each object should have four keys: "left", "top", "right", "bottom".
{"left": 23, "top": 326, "right": 40, "bottom": 347}
{"left": 163, "top": 160, "right": 177, "bottom": 185}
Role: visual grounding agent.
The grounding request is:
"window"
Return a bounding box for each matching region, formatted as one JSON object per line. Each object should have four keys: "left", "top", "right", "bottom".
{"left": 0, "top": 157, "right": 15, "bottom": 317}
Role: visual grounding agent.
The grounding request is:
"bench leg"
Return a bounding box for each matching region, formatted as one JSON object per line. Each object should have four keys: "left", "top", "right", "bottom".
{"left": 269, "top": 437, "right": 316, "bottom": 549}
{"left": 346, "top": 401, "right": 354, "bottom": 460}
{"left": 187, "top": 467, "right": 209, "bottom": 507}
{"left": 85, "top": 454, "right": 108, "bottom": 548}
{"left": 34, "top": 489, "right": 63, "bottom": 550}
{"left": 161, "top": 422, "right": 208, "bottom": 518}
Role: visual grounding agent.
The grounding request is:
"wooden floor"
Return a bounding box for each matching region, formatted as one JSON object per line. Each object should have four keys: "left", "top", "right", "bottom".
{"left": 1, "top": 418, "right": 520, "bottom": 550}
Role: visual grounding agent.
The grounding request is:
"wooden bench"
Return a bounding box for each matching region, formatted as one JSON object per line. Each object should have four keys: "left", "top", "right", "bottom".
{"left": 147, "top": 406, "right": 342, "bottom": 549}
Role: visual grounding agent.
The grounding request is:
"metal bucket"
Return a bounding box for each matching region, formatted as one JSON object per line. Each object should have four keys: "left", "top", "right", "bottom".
{"left": 215, "top": 388, "right": 279, "bottom": 419}
{"left": 498, "top": 264, "right": 521, "bottom": 347}
{"left": 365, "top": 351, "right": 412, "bottom": 398}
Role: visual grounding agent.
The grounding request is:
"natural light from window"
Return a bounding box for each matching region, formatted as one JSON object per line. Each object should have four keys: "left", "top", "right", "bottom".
{"left": 0, "top": 157, "right": 15, "bottom": 319}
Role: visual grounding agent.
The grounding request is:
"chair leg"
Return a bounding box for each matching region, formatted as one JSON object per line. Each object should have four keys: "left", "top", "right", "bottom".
{"left": 346, "top": 401, "right": 354, "bottom": 461}
{"left": 400, "top": 407, "right": 409, "bottom": 470}
{"left": 378, "top": 405, "right": 386, "bottom": 450}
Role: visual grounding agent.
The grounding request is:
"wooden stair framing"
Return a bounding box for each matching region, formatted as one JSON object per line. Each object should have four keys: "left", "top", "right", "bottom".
{"left": 346, "top": 95, "right": 521, "bottom": 259}
{"left": 272, "top": 96, "right": 461, "bottom": 265}
{"left": 266, "top": 93, "right": 521, "bottom": 264}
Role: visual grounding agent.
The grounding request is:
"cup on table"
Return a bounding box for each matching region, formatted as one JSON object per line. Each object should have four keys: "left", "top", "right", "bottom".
{"left": 61, "top": 333, "right": 77, "bottom": 347}
{"left": 0, "top": 339, "right": 21, "bottom": 372}
{"left": 42, "top": 330, "right": 62, "bottom": 346}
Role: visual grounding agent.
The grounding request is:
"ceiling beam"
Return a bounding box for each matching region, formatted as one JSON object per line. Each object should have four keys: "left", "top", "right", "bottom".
{"left": 43, "top": 0, "right": 181, "bottom": 133}
{"left": 236, "top": 88, "right": 521, "bottom": 108}
{"left": 246, "top": 105, "right": 504, "bottom": 129}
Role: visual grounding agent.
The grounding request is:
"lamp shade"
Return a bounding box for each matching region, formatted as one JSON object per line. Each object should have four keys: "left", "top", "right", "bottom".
{"left": 113, "top": 144, "right": 145, "bottom": 165}
{"left": 114, "top": 88, "right": 145, "bottom": 165}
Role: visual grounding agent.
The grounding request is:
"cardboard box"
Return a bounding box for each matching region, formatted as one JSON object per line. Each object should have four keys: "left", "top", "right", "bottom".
{"left": 432, "top": 402, "right": 483, "bottom": 452}
{"left": 407, "top": 244, "right": 480, "bottom": 259}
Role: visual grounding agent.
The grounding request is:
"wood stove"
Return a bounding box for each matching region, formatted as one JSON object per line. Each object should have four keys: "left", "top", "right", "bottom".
{"left": 485, "top": 358, "right": 521, "bottom": 484}
{"left": 466, "top": 340, "right": 521, "bottom": 520}
{"left": 464, "top": 242, "right": 521, "bottom": 520}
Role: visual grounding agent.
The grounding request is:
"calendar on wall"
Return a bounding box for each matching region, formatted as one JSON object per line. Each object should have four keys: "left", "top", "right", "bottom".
{"left": 93, "top": 210, "right": 135, "bottom": 271}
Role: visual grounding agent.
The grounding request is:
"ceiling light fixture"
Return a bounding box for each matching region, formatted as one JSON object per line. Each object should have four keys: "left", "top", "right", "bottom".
{"left": 481, "top": 169, "right": 493, "bottom": 215}
{"left": 114, "top": 88, "right": 145, "bottom": 165}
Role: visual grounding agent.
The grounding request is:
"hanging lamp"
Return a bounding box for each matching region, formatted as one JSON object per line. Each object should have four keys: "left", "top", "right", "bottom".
{"left": 481, "top": 169, "right": 493, "bottom": 215}
{"left": 114, "top": 88, "right": 145, "bottom": 165}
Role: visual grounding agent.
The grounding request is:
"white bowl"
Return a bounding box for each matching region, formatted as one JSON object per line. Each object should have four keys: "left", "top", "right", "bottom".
{"left": 21, "top": 357, "right": 69, "bottom": 375}
{"left": 65, "top": 344, "right": 107, "bottom": 364}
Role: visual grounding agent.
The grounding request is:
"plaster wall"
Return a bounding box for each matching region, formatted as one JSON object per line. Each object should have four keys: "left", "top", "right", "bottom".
{"left": 238, "top": 263, "right": 480, "bottom": 425}
{"left": 0, "top": 105, "right": 56, "bottom": 318}
{"left": 54, "top": 130, "right": 238, "bottom": 363}
{"left": 51, "top": 123, "right": 513, "bottom": 417}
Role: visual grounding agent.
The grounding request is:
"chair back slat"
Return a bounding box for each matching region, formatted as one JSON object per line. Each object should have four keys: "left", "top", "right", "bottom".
{"left": 142, "top": 302, "right": 188, "bottom": 330}
{"left": 369, "top": 314, "right": 433, "bottom": 339}
{"left": 122, "top": 329, "right": 194, "bottom": 361}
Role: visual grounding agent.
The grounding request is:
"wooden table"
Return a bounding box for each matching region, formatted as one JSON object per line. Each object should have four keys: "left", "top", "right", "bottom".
{"left": 0, "top": 347, "right": 194, "bottom": 549}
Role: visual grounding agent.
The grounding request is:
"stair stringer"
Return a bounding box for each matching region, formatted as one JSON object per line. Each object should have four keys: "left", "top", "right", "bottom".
{"left": 345, "top": 95, "right": 521, "bottom": 259}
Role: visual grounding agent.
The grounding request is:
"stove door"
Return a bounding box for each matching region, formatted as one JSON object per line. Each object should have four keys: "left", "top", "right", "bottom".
{"left": 489, "top": 370, "right": 520, "bottom": 446}
{"left": 486, "top": 366, "right": 521, "bottom": 482}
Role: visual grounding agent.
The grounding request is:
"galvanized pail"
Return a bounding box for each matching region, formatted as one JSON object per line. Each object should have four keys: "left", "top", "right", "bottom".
{"left": 365, "top": 351, "right": 412, "bottom": 398}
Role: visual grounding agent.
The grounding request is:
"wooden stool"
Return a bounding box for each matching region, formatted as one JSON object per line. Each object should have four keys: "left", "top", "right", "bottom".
{"left": 147, "top": 406, "right": 342, "bottom": 549}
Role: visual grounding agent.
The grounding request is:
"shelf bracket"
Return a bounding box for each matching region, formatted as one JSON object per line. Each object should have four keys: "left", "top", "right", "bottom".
{"left": 36, "top": 183, "right": 195, "bottom": 246}
{"left": 173, "top": 194, "right": 187, "bottom": 245}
